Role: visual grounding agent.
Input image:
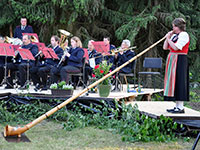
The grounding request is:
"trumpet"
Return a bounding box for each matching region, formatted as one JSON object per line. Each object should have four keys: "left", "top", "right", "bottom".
{"left": 111, "top": 46, "right": 137, "bottom": 55}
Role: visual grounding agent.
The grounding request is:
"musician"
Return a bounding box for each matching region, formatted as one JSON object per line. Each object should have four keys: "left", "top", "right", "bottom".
{"left": 103, "top": 37, "right": 115, "bottom": 64}
{"left": 50, "top": 36, "right": 84, "bottom": 84}
{"left": 14, "top": 17, "right": 33, "bottom": 39}
{"left": 84, "top": 40, "right": 102, "bottom": 83}
{"left": 163, "top": 18, "right": 190, "bottom": 113}
{"left": 32, "top": 35, "right": 63, "bottom": 90}
{"left": 114, "top": 39, "right": 135, "bottom": 73}
{"left": 6, "top": 34, "right": 38, "bottom": 89}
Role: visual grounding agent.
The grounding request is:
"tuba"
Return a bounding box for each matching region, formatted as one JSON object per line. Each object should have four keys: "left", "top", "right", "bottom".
{"left": 5, "top": 36, "right": 23, "bottom": 45}
{"left": 58, "top": 29, "right": 71, "bottom": 50}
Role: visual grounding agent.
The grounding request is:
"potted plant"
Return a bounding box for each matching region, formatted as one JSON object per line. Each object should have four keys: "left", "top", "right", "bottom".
{"left": 92, "top": 60, "right": 112, "bottom": 97}
{"left": 50, "top": 81, "right": 74, "bottom": 96}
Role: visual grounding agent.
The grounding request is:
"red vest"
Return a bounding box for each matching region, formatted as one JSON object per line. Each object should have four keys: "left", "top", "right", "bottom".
{"left": 169, "top": 41, "right": 190, "bottom": 54}
{"left": 168, "top": 33, "right": 190, "bottom": 54}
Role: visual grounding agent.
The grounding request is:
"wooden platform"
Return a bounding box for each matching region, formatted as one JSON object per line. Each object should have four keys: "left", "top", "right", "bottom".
{"left": 0, "top": 84, "right": 163, "bottom": 101}
{"left": 1, "top": 85, "right": 200, "bottom": 122}
{"left": 126, "top": 101, "right": 200, "bottom": 120}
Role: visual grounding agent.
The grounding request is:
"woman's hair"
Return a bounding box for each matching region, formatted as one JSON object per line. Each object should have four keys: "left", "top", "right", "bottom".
{"left": 71, "top": 36, "right": 82, "bottom": 48}
{"left": 173, "top": 18, "right": 186, "bottom": 31}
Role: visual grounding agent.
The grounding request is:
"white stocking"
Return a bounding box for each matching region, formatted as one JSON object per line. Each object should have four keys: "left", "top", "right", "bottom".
{"left": 176, "top": 101, "right": 184, "bottom": 110}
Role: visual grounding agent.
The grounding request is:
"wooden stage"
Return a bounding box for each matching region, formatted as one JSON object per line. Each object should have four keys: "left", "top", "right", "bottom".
{"left": 1, "top": 84, "right": 200, "bottom": 122}
{"left": 0, "top": 84, "right": 163, "bottom": 101}
{"left": 126, "top": 101, "right": 200, "bottom": 120}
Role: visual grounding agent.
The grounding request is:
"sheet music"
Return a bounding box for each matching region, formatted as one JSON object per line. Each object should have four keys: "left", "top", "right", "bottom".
{"left": 89, "top": 58, "right": 96, "bottom": 68}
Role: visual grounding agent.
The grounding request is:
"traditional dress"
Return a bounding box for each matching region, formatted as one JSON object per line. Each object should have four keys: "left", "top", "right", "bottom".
{"left": 164, "top": 32, "right": 190, "bottom": 101}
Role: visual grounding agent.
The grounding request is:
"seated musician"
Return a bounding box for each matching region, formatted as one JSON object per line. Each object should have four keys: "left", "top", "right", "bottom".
{"left": 103, "top": 37, "right": 115, "bottom": 64}
{"left": 50, "top": 36, "right": 84, "bottom": 84}
{"left": 114, "top": 39, "right": 135, "bottom": 73}
{"left": 32, "top": 35, "right": 63, "bottom": 90}
{"left": 6, "top": 34, "right": 38, "bottom": 89}
{"left": 84, "top": 40, "right": 102, "bottom": 83}
{"left": 14, "top": 17, "right": 33, "bottom": 40}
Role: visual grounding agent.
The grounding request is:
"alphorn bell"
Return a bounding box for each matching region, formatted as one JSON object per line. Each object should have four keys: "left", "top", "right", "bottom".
{"left": 4, "top": 36, "right": 166, "bottom": 138}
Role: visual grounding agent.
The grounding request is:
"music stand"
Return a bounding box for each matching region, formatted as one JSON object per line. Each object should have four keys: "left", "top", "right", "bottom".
{"left": 40, "top": 48, "right": 59, "bottom": 59}
{"left": 92, "top": 41, "right": 110, "bottom": 56}
{"left": 0, "top": 43, "right": 15, "bottom": 87}
{"left": 34, "top": 42, "right": 45, "bottom": 51}
{"left": 22, "top": 33, "right": 39, "bottom": 43}
{"left": 83, "top": 48, "right": 89, "bottom": 61}
{"left": 17, "top": 48, "right": 35, "bottom": 89}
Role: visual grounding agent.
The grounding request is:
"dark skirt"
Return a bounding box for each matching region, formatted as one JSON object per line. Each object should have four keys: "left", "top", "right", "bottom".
{"left": 164, "top": 55, "right": 189, "bottom": 101}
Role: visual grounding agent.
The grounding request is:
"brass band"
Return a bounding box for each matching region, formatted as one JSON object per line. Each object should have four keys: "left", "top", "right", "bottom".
{"left": 0, "top": 28, "right": 136, "bottom": 91}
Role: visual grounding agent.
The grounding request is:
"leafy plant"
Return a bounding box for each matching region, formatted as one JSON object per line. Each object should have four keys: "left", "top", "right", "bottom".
{"left": 92, "top": 60, "right": 112, "bottom": 85}
{"left": 50, "top": 81, "right": 74, "bottom": 90}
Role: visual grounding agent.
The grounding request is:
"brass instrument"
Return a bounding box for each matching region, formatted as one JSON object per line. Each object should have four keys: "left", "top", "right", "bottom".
{"left": 57, "top": 50, "right": 68, "bottom": 67}
{"left": 30, "top": 35, "right": 39, "bottom": 43}
{"left": 58, "top": 29, "right": 71, "bottom": 50}
{"left": 111, "top": 46, "right": 137, "bottom": 55}
{"left": 5, "top": 36, "right": 22, "bottom": 45}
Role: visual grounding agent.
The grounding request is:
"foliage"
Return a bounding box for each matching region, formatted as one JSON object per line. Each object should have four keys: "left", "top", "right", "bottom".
{"left": 0, "top": 100, "right": 52, "bottom": 124}
{"left": 63, "top": 103, "right": 178, "bottom": 142}
{"left": 93, "top": 60, "right": 112, "bottom": 85}
{"left": 0, "top": 0, "right": 199, "bottom": 82}
{"left": 0, "top": 99, "right": 178, "bottom": 142}
{"left": 50, "top": 81, "right": 74, "bottom": 90}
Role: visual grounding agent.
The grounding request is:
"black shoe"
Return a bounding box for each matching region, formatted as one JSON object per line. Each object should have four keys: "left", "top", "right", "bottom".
{"left": 170, "top": 108, "right": 185, "bottom": 113}
{"left": 5, "top": 85, "right": 13, "bottom": 89}
{"left": 19, "top": 84, "right": 28, "bottom": 90}
{"left": 34, "top": 84, "right": 42, "bottom": 91}
{"left": 19, "top": 86, "right": 26, "bottom": 90}
{"left": 41, "top": 86, "right": 48, "bottom": 91}
{"left": 166, "top": 107, "right": 176, "bottom": 113}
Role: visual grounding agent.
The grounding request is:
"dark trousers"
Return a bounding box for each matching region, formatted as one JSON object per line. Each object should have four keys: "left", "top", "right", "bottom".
{"left": 38, "top": 66, "right": 52, "bottom": 86}
{"left": 51, "top": 65, "right": 81, "bottom": 84}
{"left": 0, "top": 65, "right": 4, "bottom": 84}
{"left": 50, "top": 66, "right": 61, "bottom": 84}
{"left": 60, "top": 65, "right": 81, "bottom": 84}
{"left": 84, "top": 65, "right": 93, "bottom": 83}
{"left": 31, "top": 65, "right": 53, "bottom": 87}
{"left": 7, "top": 63, "right": 18, "bottom": 86}
{"left": 30, "top": 66, "right": 40, "bottom": 86}
{"left": 7, "top": 63, "right": 29, "bottom": 87}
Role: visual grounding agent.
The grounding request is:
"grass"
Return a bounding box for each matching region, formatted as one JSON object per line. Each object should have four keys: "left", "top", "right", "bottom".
{"left": 0, "top": 121, "right": 197, "bottom": 150}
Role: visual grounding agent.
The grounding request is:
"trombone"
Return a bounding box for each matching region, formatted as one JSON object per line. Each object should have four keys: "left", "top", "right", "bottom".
{"left": 111, "top": 46, "right": 137, "bottom": 55}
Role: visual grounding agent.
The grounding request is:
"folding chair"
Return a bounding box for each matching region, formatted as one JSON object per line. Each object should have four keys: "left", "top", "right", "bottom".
{"left": 138, "top": 57, "right": 162, "bottom": 90}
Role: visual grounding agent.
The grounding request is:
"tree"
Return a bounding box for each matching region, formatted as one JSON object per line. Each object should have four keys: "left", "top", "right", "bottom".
{"left": 0, "top": 0, "right": 199, "bottom": 81}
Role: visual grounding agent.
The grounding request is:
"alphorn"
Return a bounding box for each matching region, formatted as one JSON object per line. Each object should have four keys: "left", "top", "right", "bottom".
{"left": 4, "top": 36, "right": 166, "bottom": 137}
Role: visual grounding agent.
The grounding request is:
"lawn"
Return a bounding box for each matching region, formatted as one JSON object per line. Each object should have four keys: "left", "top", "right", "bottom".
{"left": 0, "top": 121, "right": 197, "bottom": 150}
